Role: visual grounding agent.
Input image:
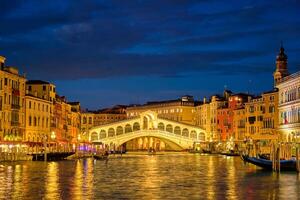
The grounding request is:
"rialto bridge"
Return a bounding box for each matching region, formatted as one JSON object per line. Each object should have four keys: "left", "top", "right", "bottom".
{"left": 88, "top": 111, "right": 207, "bottom": 151}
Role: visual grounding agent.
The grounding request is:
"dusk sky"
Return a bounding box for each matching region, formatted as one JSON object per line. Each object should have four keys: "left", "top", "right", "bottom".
{"left": 1, "top": 0, "right": 299, "bottom": 110}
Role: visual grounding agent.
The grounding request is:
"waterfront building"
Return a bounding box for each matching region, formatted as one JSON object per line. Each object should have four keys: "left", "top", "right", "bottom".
{"left": 68, "top": 102, "right": 81, "bottom": 146}
{"left": 194, "top": 98, "right": 210, "bottom": 131}
{"left": 26, "top": 80, "right": 79, "bottom": 150}
{"left": 276, "top": 72, "right": 300, "bottom": 142}
{"left": 217, "top": 93, "right": 251, "bottom": 142}
{"left": 244, "top": 90, "right": 279, "bottom": 142}
{"left": 195, "top": 94, "right": 227, "bottom": 141}
{"left": 232, "top": 107, "right": 246, "bottom": 141}
{"left": 80, "top": 112, "right": 94, "bottom": 139}
{"left": 0, "top": 56, "right": 26, "bottom": 144}
{"left": 24, "top": 93, "right": 51, "bottom": 145}
{"left": 26, "top": 80, "right": 56, "bottom": 102}
{"left": 52, "top": 95, "right": 77, "bottom": 151}
{"left": 93, "top": 105, "right": 127, "bottom": 126}
{"left": 126, "top": 95, "right": 197, "bottom": 125}
{"left": 273, "top": 45, "right": 300, "bottom": 142}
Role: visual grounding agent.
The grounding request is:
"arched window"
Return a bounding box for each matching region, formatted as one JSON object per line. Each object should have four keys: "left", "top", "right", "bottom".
{"left": 90, "top": 132, "right": 98, "bottom": 141}
{"left": 83, "top": 117, "right": 87, "bottom": 124}
{"left": 158, "top": 122, "right": 165, "bottom": 131}
{"left": 199, "top": 132, "right": 205, "bottom": 141}
{"left": 100, "top": 130, "right": 106, "bottom": 139}
{"left": 108, "top": 128, "right": 115, "bottom": 137}
{"left": 116, "top": 126, "right": 123, "bottom": 135}
{"left": 190, "top": 130, "right": 197, "bottom": 139}
{"left": 29, "top": 116, "right": 32, "bottom": 126}
{"left": 166, "top": 124, "right": 173, "bottom": 133}
{"left": 125, "top": 124, "right": 132, "bottom": 133}
{"left": 174, "top": 126, "right": 181, "bottom": 135}
{"left": 182, "top": 128, "right": 189, "bottom": 137}
{"left": 133, "top": 122, "right": 140, "bottom": 131}
{"left": 143, "top": 116, "right": 148, "bottom": 129}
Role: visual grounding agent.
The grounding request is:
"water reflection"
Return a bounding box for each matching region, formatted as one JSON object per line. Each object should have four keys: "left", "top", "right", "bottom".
{"left": 0, "top": 154, "right": 299, "bottom": 199}
{"left": 206, "top": 155, "right": 216, "bottom": 200}
{"left": 45, "top": 162, "right": 60, "bottom": 199}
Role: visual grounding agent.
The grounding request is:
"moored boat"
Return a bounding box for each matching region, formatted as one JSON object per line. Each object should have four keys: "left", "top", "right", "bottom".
{"left": 93, "top": 154, "right": 108, "bottom": 160}
{"left": 241, "top": 155, "right": 297, "bottom": 171}
{"left": 220, "top": 151, "right": 240, "bottom": 157}
{"left": 31, "top": 152, "right": 75, "bottom": 161}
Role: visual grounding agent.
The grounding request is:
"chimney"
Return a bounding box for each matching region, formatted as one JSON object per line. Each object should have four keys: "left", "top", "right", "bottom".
{"left": 203, "top": 97, "right": 206, "bottom": 104}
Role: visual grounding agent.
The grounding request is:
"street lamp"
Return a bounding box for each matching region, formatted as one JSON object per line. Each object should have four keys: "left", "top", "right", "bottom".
{"left": 51, "top": 131, "right": 56, "bottom": 140}
{"left": 50, "top": 131, "right": 56, "bottom": 152}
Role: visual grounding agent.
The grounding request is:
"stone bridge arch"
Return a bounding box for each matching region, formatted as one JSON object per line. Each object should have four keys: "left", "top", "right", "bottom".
{"left": 88, "top": 110, "right": 208, "bottom": 150}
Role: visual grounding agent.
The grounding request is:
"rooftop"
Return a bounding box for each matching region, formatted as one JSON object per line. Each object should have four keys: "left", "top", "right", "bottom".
{"left": 26, "top": 80, "right": 50, "bottom": 85}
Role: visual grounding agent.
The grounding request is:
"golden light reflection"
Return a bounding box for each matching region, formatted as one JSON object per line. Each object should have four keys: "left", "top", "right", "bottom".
{"left": 45, "top": 162, "right": 60, "bottom": 199}
{"left": 71, "top": 160, "right": 83, "bottom": 200}
{"left": 206, "top": 156, "right": 216, "bottom": 200}
{"left": 12, "top": 165, "right": 22, "bottom": 199}
{"left": 0, "top": 165, "right": 6, "bottom": 198}
{"left": 225, "top": 158, "right": 237, "bottom": 200}
{"left": 82, "top": 159, "right": 94, "bottom": 199}
{"left": 138, "top": 156, "right": 161, "bottom": 199}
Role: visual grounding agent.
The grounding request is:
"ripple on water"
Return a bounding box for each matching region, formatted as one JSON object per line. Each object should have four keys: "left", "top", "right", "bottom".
{"left": 0, "top": 154, "right": 299, "bottom": 199}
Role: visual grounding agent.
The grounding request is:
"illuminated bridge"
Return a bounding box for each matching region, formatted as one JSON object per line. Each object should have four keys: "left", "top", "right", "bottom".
{"left": 88, "top": 111, "right": 207, "bottom": 151}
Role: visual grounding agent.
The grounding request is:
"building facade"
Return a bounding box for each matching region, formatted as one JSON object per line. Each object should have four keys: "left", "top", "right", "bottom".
{"left": 126, "top": 95, "right": 197, "bottom": 125}
{"left": 277, "top": 72, "right": 300, "bottom": 142}
{"left": 24, "top": 94, "right": 51, "bottom": 145}
{"left": 244, "top": 90, "right": 279, "bottom": 142}
{"left": 217, "top": 93, "right": 251, "bottom": 142}
{"left": 0, "top": 56, "right": 26, "bottom": 144}
{"left": 195, "top": 95, "right": 227, "bottom": 141}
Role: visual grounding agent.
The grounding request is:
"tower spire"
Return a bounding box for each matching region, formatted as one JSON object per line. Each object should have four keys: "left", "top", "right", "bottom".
{"left": 273, "top": 43, "right": 289, "bottom": 86}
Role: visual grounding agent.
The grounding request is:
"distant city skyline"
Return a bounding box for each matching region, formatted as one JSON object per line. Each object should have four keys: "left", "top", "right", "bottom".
{"left": 1, "top": 0, "right": 299, "bottom": 109}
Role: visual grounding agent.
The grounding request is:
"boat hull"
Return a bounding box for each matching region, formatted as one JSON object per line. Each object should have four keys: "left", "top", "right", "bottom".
{"left": 242, "top": 155, "right": 297, "bottom": 171}
{"left": 31, "top": 152, "right": 75, "bottom": 161}
{"left": 93, "top": 155, "right": 108, "bottom": 160}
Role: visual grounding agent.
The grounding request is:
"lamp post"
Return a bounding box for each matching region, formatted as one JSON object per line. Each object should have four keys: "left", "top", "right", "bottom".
{"left": 77, "top": 134, "right": 81, "bottom": 155}
{"left": 50, "top": 131, "right": 56, "bottom": 152}
{"left": 43, "top": 135, "right": 48, "bottom": 162}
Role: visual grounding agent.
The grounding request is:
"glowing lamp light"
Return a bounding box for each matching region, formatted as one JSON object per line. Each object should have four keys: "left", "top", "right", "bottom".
{"left": 51, "top": 131, "right": 56, "bottom": 140}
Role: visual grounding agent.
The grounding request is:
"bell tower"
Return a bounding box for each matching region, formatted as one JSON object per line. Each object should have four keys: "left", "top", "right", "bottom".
{"left": 273, "top": 44, "right": 289, "bottom": 86}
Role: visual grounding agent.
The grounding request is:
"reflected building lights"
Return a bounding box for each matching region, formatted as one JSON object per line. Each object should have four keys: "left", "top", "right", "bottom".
{"left": 225, "top": 159, "right": 237, "bottom": 200}
{"left": 206, "top": 156, "right": 216, "bottom": 200}
{"left": 45, "top": 162, "right": 60, "bottom": 199}
{"left": 12, "top": 165, "right": 22, "bottom": 199}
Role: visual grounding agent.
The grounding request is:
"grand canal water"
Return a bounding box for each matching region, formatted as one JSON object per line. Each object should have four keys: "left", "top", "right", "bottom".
{"left": 0, "top": 153, "right": 299, "bottom": 199}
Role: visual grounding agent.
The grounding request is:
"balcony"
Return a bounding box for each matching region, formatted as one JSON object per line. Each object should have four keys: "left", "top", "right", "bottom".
{"left": 11, "top": 104, "right": 21, "bottom": 109}
{"left": 279, "top": 121, "right": 300, "bottom": 129}
{"left": 11, "top": 121, "right": 20, "bottom": 126}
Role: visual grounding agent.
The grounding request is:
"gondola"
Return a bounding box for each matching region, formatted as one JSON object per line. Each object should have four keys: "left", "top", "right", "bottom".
{"left": 241, "top": 155, "right": 297, "bottom": 171}
{"left": 220, "top": 151, "right": 240, "bottom": 157}
{"left": 93, "top": 154, "right": 108, "bottom": 160}
{"left": 31, "top": 152, "right": 75, "bottom": 161}
{"left": 202, "top": 149, "right": 212, "bottom": 154}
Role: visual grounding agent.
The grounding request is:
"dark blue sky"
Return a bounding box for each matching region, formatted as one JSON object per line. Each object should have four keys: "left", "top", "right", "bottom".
{"left": 1, "top": 0, "right": 300, "bottom": 109}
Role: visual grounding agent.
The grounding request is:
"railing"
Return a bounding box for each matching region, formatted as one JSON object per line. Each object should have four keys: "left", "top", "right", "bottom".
{"left": 93, "top": 129, "right": 203, "bottom": 143}
{"left": 11, "top": 121, "right": 20, "bottom": 126}
{"left": 11, "top": 104, "right": 21, "bottom": 109}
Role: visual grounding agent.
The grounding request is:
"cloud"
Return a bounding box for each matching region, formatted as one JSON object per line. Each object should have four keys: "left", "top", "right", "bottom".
{"left": 0, "top": 0, "right": 299, "bottom": 81}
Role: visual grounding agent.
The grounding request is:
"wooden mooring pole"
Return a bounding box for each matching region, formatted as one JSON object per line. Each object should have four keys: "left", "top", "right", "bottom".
{"left": 296, "top": 147, "right": 300, "bottom": 173}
